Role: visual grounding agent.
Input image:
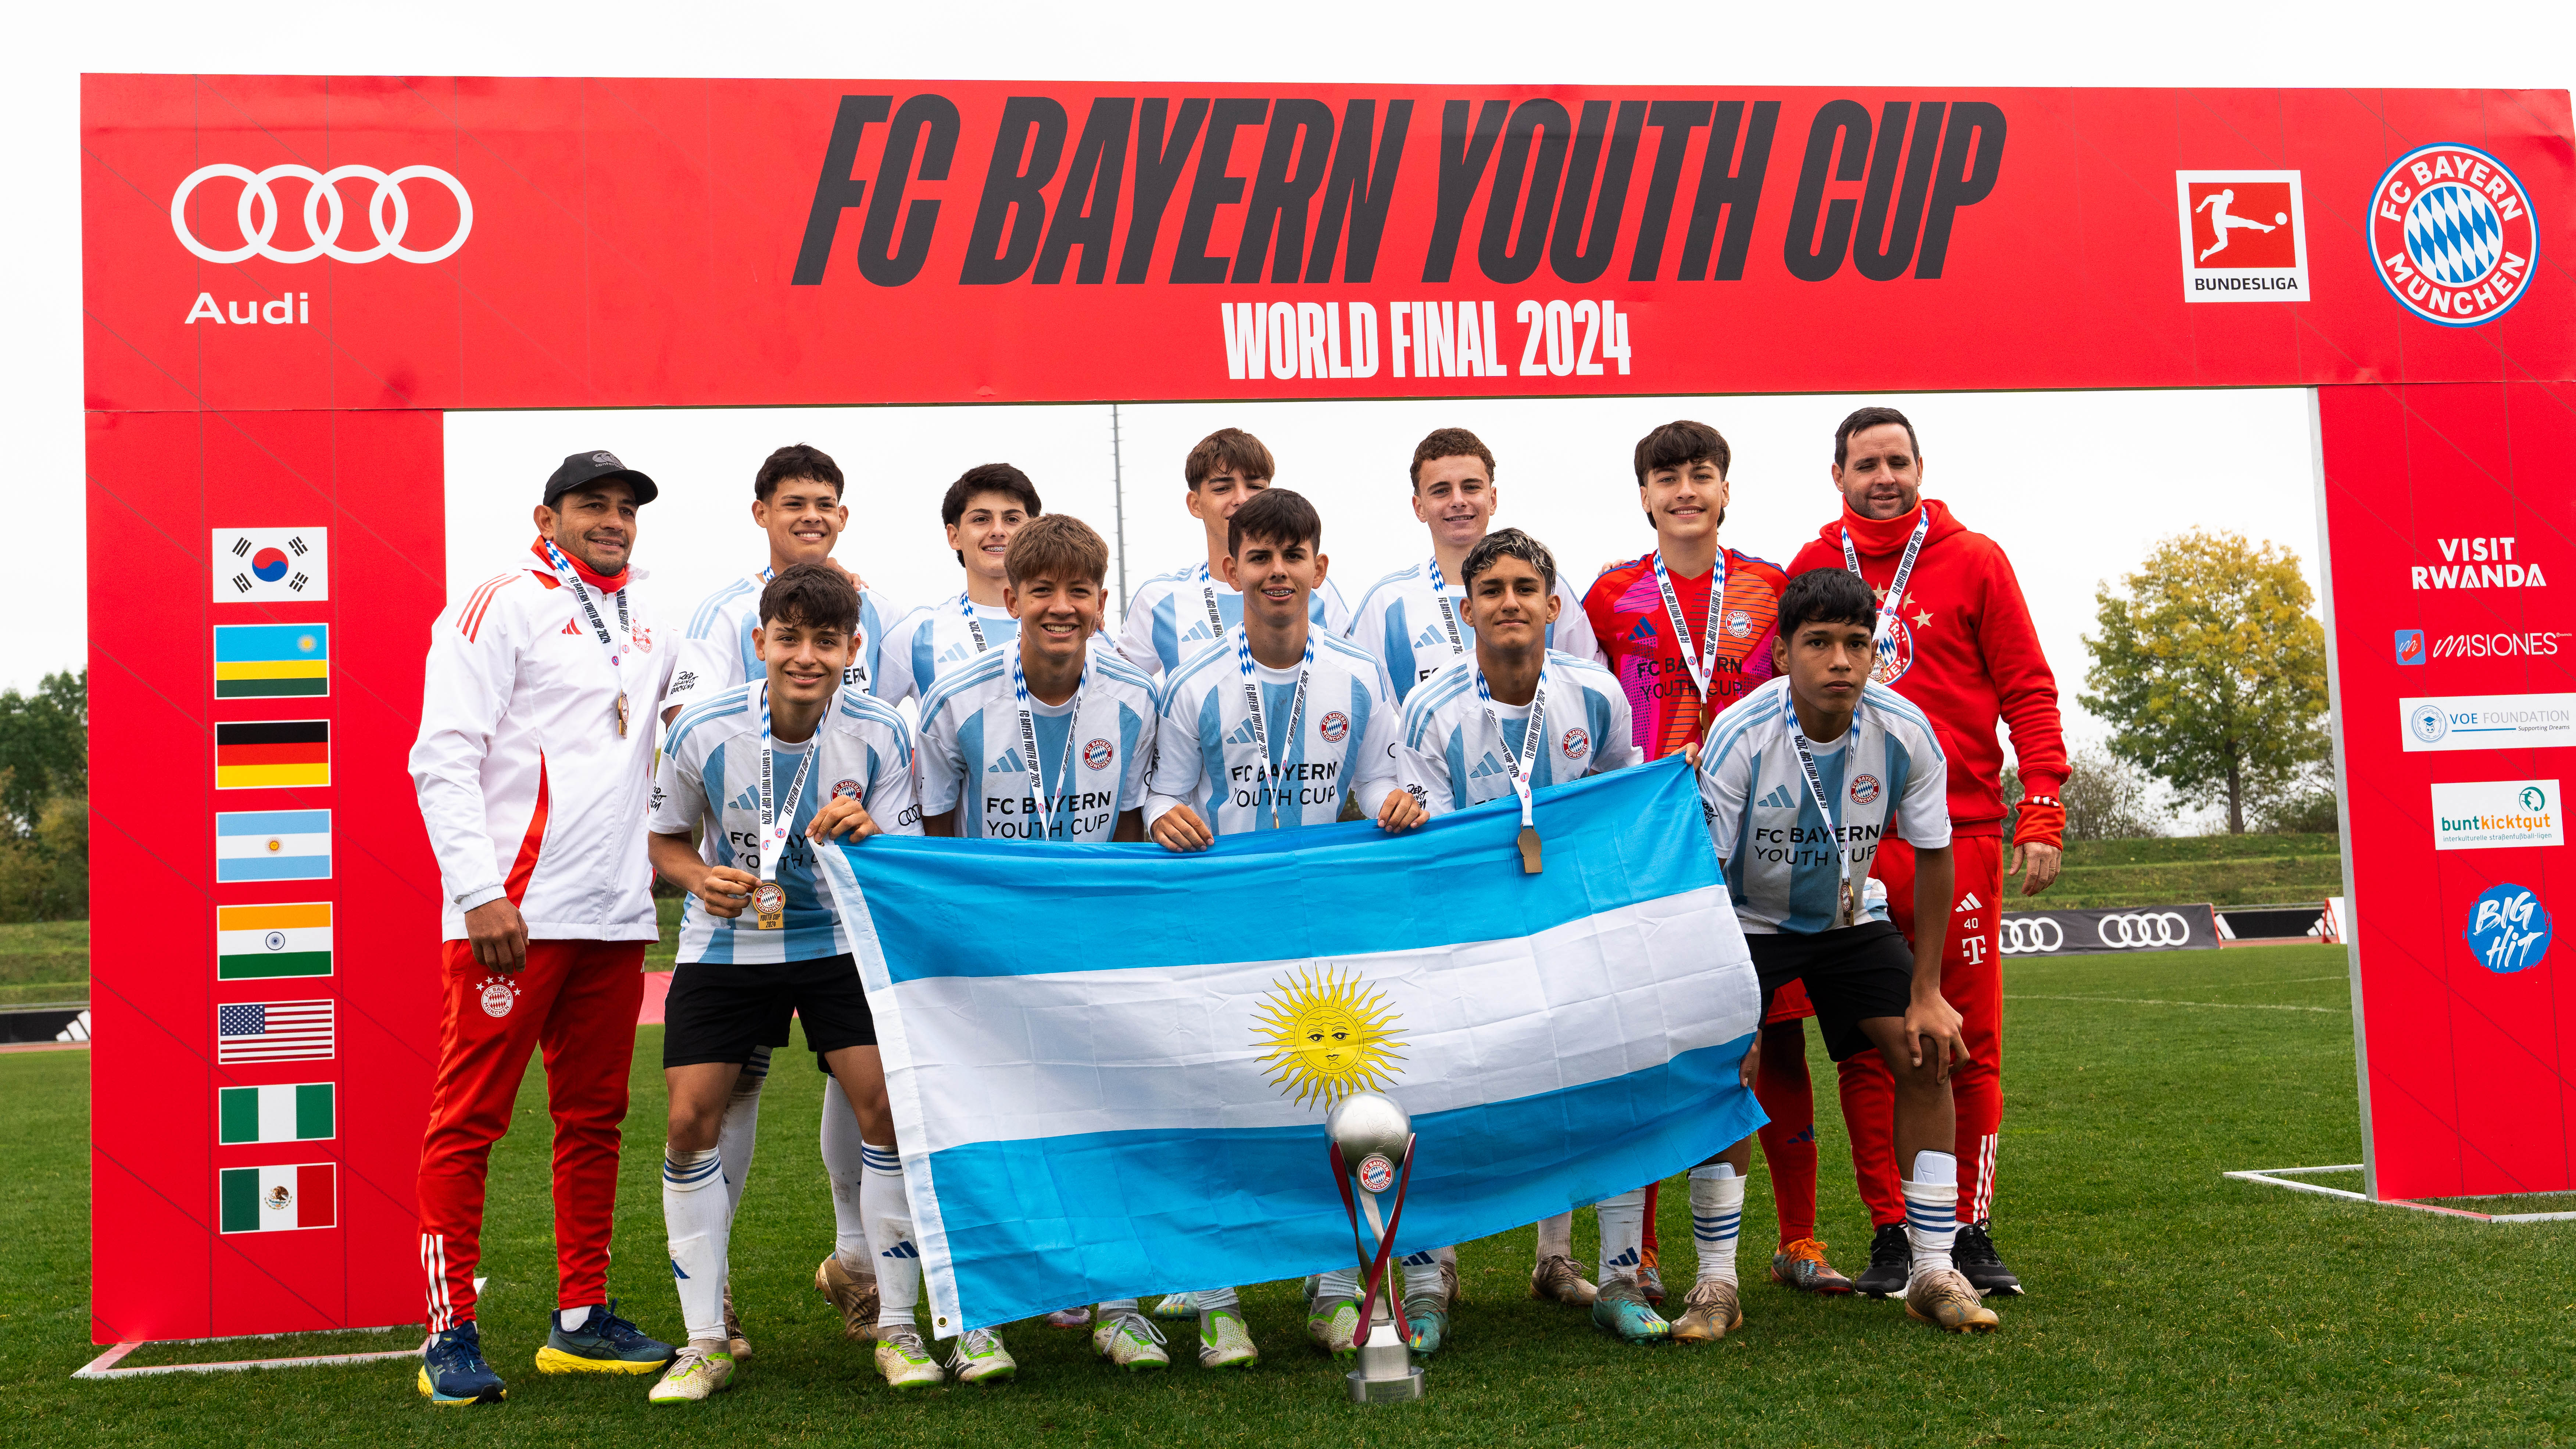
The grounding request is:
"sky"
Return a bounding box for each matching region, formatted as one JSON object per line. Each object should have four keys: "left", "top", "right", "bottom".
{"left": 22, "top": 0, "right": 2576, "bottom": 766}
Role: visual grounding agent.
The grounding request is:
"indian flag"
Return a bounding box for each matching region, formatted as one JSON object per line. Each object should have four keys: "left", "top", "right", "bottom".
{"left": 218, "top": 1083, "right": 334, "bottom": 1144}
{"left": 216, "top": 902, "right": 333, "bottom": 980}
{"left": 218, "top": 1162, "right": 336, "bottom": 1233}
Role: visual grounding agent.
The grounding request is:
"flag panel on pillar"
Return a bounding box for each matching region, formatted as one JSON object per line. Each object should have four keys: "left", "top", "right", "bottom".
{"left": 213, "top": 719, "right": 330, "bottom": 789}
{"left": 212, "top": 623, "right": 331, "bottom": 698}
{"left": 211, "top": 527, "right": 329, "bottom": 602}
{"left": 214, "top": 809, "right": 331, "bottom": 882}
{"left": 217, "top": 999, "right": 334, "bottom": 1063}
{"left": 218, "top": 1162, "right": 337, "bottom": 1232}
{"left": 821, "top": 756, "right": 1764, "bottom": 1333}
{"left": 218, "top": 1082, "right": 335, "bottom": 1143}
{"left": 216, "top": 902, "right": 333, "bottom": 979}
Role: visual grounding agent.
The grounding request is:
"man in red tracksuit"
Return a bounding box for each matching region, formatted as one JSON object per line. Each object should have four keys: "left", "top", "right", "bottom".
{"left": 1781, "top": 406, "right": 2067, "bottom": 1300}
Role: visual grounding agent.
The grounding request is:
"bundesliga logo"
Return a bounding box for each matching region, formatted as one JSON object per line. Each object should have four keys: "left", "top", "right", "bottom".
{"left": 2369, "top": 143, "right": 2537, "bottom": 328}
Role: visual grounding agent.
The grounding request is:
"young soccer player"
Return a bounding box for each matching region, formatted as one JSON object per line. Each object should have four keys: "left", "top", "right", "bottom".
{"left": 874, "top": 463, "right": 1044, "bottom": 706}
{"left": 644, "top": 565, "right": 972, "bottom": 1403}
{"left": 1391, "top": 529, "right": 1660, "bottom": 1344}
{"left": 1695, "top": 568, "right": 1999, "bottom": 1335}
{"left": 914, "top": 515, "right": 1170, "bottom": 1370}
{"left": 1116, "top": 427, "right": 1349, "bottom": 677}
{"left": 1144, "top": 488, "right": 1427, "bottom": 1366}
{"left": 1346, "top": 426, "right": 1599, "bottom": 701}
{"left": 657, "top": 443, "right": 913, "bottom": 1355}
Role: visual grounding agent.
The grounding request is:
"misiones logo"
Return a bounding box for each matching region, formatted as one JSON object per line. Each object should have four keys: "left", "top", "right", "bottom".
{"left": 2368, "top": 143, "right": 2536, "bottom": 328}
{"left": 171, "top": 163, "right": 473, "bottom": 264}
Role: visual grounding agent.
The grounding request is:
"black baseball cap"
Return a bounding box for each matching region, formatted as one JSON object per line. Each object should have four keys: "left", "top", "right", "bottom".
{"left": 543, "top": 450, "right": 660, "bottom": 508}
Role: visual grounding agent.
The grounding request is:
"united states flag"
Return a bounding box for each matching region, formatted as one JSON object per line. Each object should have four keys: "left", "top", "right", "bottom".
{"left": 217, "top": 999, "right": 335, "bottom": 1063}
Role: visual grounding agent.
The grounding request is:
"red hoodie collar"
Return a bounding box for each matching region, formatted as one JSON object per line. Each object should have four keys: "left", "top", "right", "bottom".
{"left": 1825, "top": 497, "right": 1962, "bottom": 557}
{"left": 530, "top": 536, "right": 629, "bottom": 592}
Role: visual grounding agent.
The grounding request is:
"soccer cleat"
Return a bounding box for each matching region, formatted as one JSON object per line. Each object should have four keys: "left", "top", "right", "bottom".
{"left": 1637, "top": 1262, "right": 1666, "bottom": 1307}
{"left": 1854, "top": 1223, "right": 1912, "bottom": 1300}
{"left": 1954, "top": 1220, "right": 2024, "bottom": 1297}
{"left": 418, "top": 1322, "right": 507, "bottom": 1406}
{"left": 1530, "top": 1253, "right": 1599, "bottom": 1306}
{"left": 722, "top": 1281, "right": 751, "bottom": 1360}
{"left": 1770, "top": 1237, "right": 1856, "bottom": 1295}
{"left": 1198, "top": 1308, "right": 1259, "bottom": 1370}
{"left": 1092, "top": 1310, "right": 1170, "bottom": 1371}
{"left": 647, "top": 1342, "right": 735, "bottom": 1404}
{"left": 945, "top": 1327, "right": 1017, "bottom": 1384}
{"left": 1305, "top": 1296, "right": 1361, "bottom": 1361}
{"left": 874, "top": 1324, "right": 945, "bottom": 1389}
{"left": 1402, "top": 1294, "right": 1450, "bottom": 1356}
{"left": 1590, "top": 1276, "right": 1671, "bottom": 1345}
{"left": 534, "top": 1300, "right": 675, "bottom": 1374}
{"left": 1043, "top": 1306, "right": 1093, "bottom": 1330}
{"left": 1671, "top": 1279, "right": 1744, "bottom": 1344}
{"left": 814, "top": 1256, "right": 880, "bottom": 1342}
{"left": 1906, "top": 1267, "right": 2001, "bottom": 1333}
{"left": 1149, "top": 1292, "right": 1199, "bottom": 1321}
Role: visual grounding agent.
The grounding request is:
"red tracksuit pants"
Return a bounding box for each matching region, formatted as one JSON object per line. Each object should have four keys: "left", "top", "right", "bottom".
{"left": 1752, "top": 833, "right": 2006, "bottom": 1235}
{"left": 418, "top": 938, "right": 645, "bottom": 1331}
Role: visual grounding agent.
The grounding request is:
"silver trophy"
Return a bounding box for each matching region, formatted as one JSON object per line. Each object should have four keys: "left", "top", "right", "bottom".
{"left": 1325, "top": 1090, "right": 1426, "bottom": 1405}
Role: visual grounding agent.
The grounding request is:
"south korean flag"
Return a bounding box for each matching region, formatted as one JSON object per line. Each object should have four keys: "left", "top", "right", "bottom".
{"left": 213, "top": 527, "right": 330, "bottom": 603}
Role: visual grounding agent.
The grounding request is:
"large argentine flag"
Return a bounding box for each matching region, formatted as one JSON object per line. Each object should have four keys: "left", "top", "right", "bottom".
{"left": 819, "top": 755, "right": 1763, "bottom": 1334}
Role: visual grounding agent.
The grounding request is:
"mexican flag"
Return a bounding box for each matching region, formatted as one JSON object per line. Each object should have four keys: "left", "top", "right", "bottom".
{"left": 218, "top": 1083, "right": 334, "bottom": 1144}
{"left": 218, "top": 1163, "right": 336, "bottom": 1233}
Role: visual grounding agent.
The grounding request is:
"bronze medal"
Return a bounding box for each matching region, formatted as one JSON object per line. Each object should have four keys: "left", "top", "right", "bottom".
{"left": 1518, "top": 825, "right": 1543, "bottom": 875}
{"left": 1839, "top": 876, "right": 1857, "bottom": 929}
{"left": 752, "top": 880, "right": 786, "bottom": 930}
{"left": 615, "top": 691, "right": 630, "bottom": 738}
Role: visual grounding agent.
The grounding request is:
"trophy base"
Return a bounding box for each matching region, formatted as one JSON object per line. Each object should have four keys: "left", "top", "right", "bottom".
{"left": 1346, "top": 1365, "right": 1427, "bottom": 1404}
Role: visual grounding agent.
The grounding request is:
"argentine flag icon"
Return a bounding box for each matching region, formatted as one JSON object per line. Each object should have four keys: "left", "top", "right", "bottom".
{"left": 820, "top": 755, "right": 1765, "bottom": 1335}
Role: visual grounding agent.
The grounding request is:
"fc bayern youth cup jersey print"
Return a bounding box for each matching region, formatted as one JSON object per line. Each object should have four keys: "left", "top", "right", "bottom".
{"left": 1582, "top": 548, "right": 1786, "bottom": 761}
{"left": 651, "top": 681, "right": 923, "bottom": 964}
{"left": 658, "top": 570, "right": 910, "bottom": 717}
{"left": 1345, "top": 558, "right": 1602, "bottom": 702}
{"left": 1697, "top": 676, "right": 1950, "bottom": 936}
{"left": 1115, "top": 562, "right": 1351, "bottom": 676}
{"left": 1145, "top": 625, "right": 1403, "bottom": 834}
{"left": 1395, "top": 652, "right": 1638, "bottom": 816}
{"left": 915, "top": 648, "right": 1160, "bottom": 840}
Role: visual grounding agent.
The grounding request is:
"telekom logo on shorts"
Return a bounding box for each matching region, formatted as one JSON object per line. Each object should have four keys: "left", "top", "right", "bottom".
{"left": 170, "top": 164, "right": 474, "bottom": 264}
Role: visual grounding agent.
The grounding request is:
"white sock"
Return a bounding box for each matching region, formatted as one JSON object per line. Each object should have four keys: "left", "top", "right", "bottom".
{"left": 556, "top": 1306, "right": 595, "bottom": 1332}
{"left": 718, "top": 1049, "right": 767, "bottom": 1218}
{"left": 1315, "top": 1267, "right": 1359, "bottom": 1302}
{"left": 661, "top": 1145, "right": 731, "bottom": 1342}
{"left": 1535, "top": 1211, "right": 1575, "bottom": 1262}
{"left": 1595, "top": 1189, "right": 1647, "bottom": 1282}
{"left": 861, "top": 1141, "right": 922, "bottom": 1330}
{"left": 1195, "top": 1286, "right": 1240, "bottom": 1319}
{"left": 1903, "top": 1149, "right": 1961, "bottom": 1284}
{"left": 1399, "top": 1247, "right": 1453, "bottom": 1302}
{"left": 1097, "top": 1298, "right": 1141, "bottom": 1317}
{"left": 1688, "top": 1164, "right": 1745, "bottom": 1286}
{"left": 821, "top": 1076, "right": 874, "bottom": 1274}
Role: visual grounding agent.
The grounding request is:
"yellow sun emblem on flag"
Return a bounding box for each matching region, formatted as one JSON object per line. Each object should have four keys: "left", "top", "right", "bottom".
{"left": 1252, "top": 965, "right": 1406, "bottom": 1109}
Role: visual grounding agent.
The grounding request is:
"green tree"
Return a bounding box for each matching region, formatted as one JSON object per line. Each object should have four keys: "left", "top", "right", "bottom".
{"left": 2082, "top": 532, "right": 2328, "bottom": 834}
{"left": 0, "top": 671, "right": 85, "bottom": 837}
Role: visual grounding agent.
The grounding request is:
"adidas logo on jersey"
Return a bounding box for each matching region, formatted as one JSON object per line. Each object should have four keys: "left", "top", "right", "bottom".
{"left": 936, "top": 642, "right": 977, "bottom": 665}
{"left": 727, "top": 784, "right": 761, "bottom": 813}
{"left": 988, "top": 748, "right": 1028, "bottom": 775}
{"left": 1224, "top": 719, "right": 1258, "bottom": 747}
{"left": 1625, "top": 617, "right": 1658, "bottom": 643}
{"left": 1956, "top": 892, "right": 1983, "bottom": 912}
{"left": 1414, "top": 623, "right": 1453, "bottom": 650}
{"left": 1757, "top": 784, "right": 1798, "bottom": 809}
{"left": 1468, "top": 753, "right": 1509, "bottom": 781}
{"left": 561, "top": 618, "right": 582, "bottom": 636}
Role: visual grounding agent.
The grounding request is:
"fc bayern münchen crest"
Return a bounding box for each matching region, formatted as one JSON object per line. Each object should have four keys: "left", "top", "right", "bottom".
{"left": 1082, "top": 737, "right": 1115, "bottom": 770}
{"left": 2369, "top": 143, "right": 2537, "bottom": 328}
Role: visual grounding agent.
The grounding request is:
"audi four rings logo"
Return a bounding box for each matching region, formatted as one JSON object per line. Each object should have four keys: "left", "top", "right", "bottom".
{"left": 2097, "top": 912, "right": 2194, "bottom": 948}
{"left": 1998, "top": 917, "right": 2064, "bottom": 955}
{"left": 170, "top": 164, "right": 473, "bottom": 264}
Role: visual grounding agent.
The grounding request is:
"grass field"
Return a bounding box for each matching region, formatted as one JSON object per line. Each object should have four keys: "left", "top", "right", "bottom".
{"left": 10, "top": 942, "right": 2576, "bottom": 1448}
{"left": 0, "top": 919, "right": 90, "bottom": 1006}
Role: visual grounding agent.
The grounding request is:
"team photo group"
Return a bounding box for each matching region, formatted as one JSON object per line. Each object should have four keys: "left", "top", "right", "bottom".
{"left": 406, "top": 405, "right": 2069, "bottom": 1406}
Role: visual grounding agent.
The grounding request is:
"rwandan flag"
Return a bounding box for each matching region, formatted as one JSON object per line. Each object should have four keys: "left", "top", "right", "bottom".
{"left": 214, "top": 623, "right": 330, "bottom": 699}
{"left": 821, "top": 756, "right": 1764, "bottom": 1336}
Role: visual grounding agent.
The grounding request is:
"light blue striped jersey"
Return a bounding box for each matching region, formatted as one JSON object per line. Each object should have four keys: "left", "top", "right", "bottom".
{"left": 873, "top": 593, "right": 1020, "bottom": 707}
{"left": 916, "top": 648, "right": 1160, "bottom": 840}
{"left": 659, "top": 570, "right": 909, "bottom": 718}
{"left": 1115, "top": 561, "right": 1350, "bottom": 676}
{"left": 1697, "top": 676, "right": 1950, "bottom": 935}
{"left": 650, "top": 681, "right": 922, "bottom": 964}
{"left": 1345, "top": 558, "right": 1602, "bottom": 703}
{"left": 1145, "top": 626, "right": 1402, "bottom": 834}
{"left": 1395, "top": 652, "right": 1639, "bottom": 816}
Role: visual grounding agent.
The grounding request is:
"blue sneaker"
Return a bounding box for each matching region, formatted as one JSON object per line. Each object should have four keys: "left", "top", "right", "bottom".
{"left": 418, "top": 1322, "right": 507, "bottom": 1405}
{"left": 1591, "top": 1276, "right": 1671, "bottom": 1345}
{"left": 534, "top": 1299, "right": 676, "bottom": 1375}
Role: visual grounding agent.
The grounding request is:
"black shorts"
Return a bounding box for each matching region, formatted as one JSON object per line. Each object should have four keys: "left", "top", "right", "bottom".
{"left": 1748, "top": 921, "right": 1914, "bottom": 1063}
{"left": 663, "top": 952, "right": 876, "bottom": 1069}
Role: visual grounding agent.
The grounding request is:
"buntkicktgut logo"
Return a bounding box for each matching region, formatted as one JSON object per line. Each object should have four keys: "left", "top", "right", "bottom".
{"left": 2369, "top": 143, "right": 2537, "bottom": 328}
{"left": 2394, "top": 629, "right": 2425, "bottom": 666}
{"left": 2464, "top": 883, "right": 2552, "bottom": 974}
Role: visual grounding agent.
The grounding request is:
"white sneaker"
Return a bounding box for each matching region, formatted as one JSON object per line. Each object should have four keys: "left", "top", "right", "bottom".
{"left": 646, "top": 1341, "right": 735, "bottom": 1404}
{"left": 1091, "top": 1310, "right": 1170, "bottom": 1371}
{"left": 1042, "top": 1305, "right": 1093, "bottom": 1329}
{"left": 874, "top": 1325, "right": 945, "bottom": 1389}
{"left": 1197, "top": 1308, "right": 1258, "bottom": 1370}
{"left": 945, "top": 1326, "right": 1017, "bottom": 1384}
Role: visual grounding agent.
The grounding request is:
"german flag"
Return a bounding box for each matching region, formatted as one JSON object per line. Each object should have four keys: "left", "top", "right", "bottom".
{"left": 214, "top": 719, "right": 330, "bottom": 790}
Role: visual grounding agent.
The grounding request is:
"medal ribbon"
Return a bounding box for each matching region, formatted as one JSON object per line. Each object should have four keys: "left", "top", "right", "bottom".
{"left": 1010, "top": 648, "right": 1088, "bottom": 842}
{"left": 1839, "top": 509, "right": 1932, "bottom": 672}
{"left": 1196, "top": 564, "right": 1228, "bottom": 643}
{"left": 1783, "top": 691, "right": 1860, "bottom": 927}
{"left": 1231, "top": 625, "right": 1314, "bottom": 832}
{"left": 1424, "top": 555, "right": 1467, "bottom": 659}
{"left": 1651, "top": 549, "right": 1729, "bottom": 724}
{"left": 960, "top": 591, "right": 991, "bottom": 654}
{"left": 754, "top": 682, "right": 821, "bottom": 887}
{"left": 1473, "top": 665, "right": 1549, "bottom": 830}
{"left": 543, "top": 538, "right": 634, "bottom": 729}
